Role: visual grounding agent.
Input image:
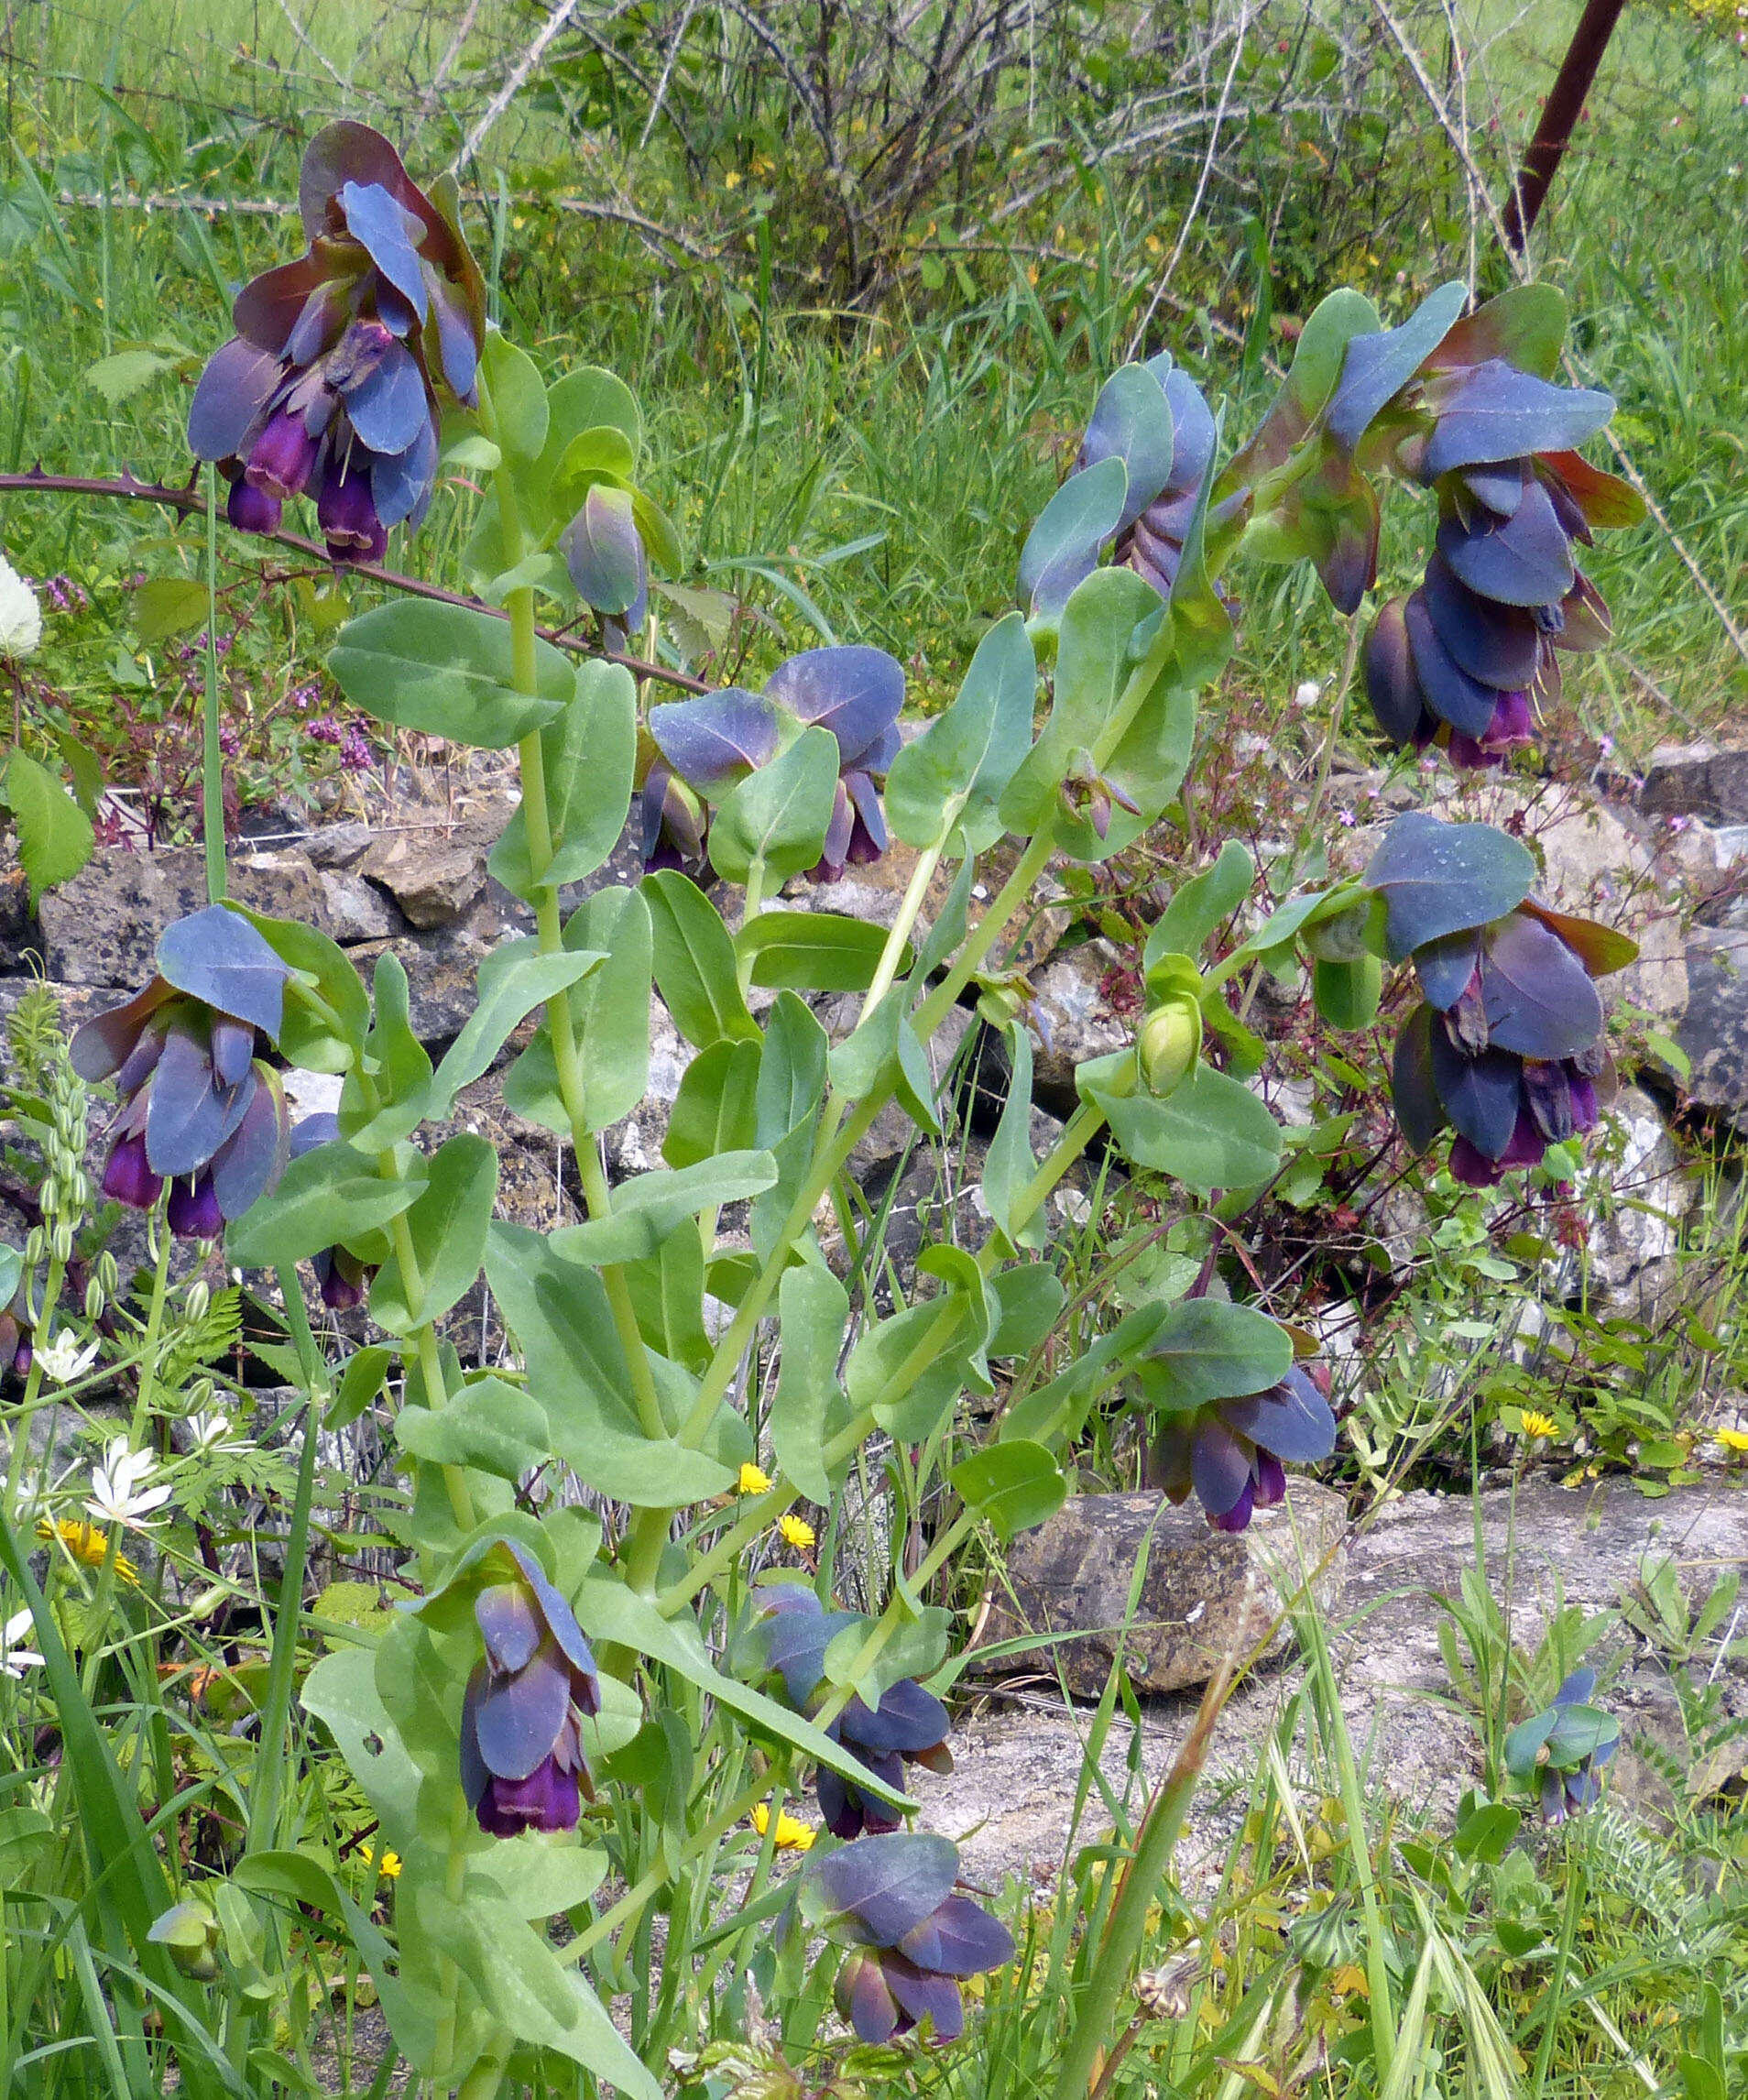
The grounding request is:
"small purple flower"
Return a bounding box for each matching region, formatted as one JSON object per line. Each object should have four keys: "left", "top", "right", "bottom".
{"left": 746, "top": 1580, "right": 954, "bottom": 1837}
{"left": 339, "top": 724, "right": 376, "bottom": 773}
{"left": 218, "top": 724, "right": 240, "bottom": 758}
{"left": 645, "top": 645, "right": 904, "bottom": 884}
{"left": 1504, "top": 1668, "right": 1619, "bottom": 1823}
{"left": 798, "top": 1832, "right": 1012, "bottom": 2046}
{"left": 307, "top": 717, "right": 345, "bottom": 746}
{"left": 71, "top": 907, "right": 293, "bottom": 1239}
{"left": 1145, "top": 1362, "right": 1337, "bottom": 1532}
{"left": 453, "top": 1543, "right": 600, "bottom": 1839}
{"left": 188, "top": 122, "right": 485, "bottom": 566}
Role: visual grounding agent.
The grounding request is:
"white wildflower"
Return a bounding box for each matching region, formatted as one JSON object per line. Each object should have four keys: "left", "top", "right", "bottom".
{"left": 0, "top": 554, "right": 41, "bottom": 661}
{"left": 1294, "top": 679, "right": 1322, "bottom": 710}
{"left": 1, "top": 1606, "right": 44, "bottom": 1679}
{"left": 86, "top": 1437, "right": 173, "bottom": 1529}
{"left": 186, "top": 1411, "right": 245, "bottom": 1454}
{"left": 35, "top": 1329, "right": 99, "bottom": 1386}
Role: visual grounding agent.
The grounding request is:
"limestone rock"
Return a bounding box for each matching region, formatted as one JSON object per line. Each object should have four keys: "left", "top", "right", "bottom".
{"left": 345, "top": 928, "right": 494, "bottom": 1053}
{"left": 1029, "top": 940, "right": 1132, "bottom": 1116}
{"left": 1556, "top": 1084, "right": 1692, "bottom": 1318}
{"left": 1677, "top": 925, "right": 1748, "bottom": 1118}
{"left": 36, "top": 847, "right": 333, "bottom": 988}
{"left": 1641, "top": 741, "right": 1748, "bottom": 825}
{"left": 319, "top": 867, "right": 404, "bottom": 943}
{"left": 358, "top": 828, "right": 491, "bottom": 930}
{"left": 974, "top": 1483, "right": 1348, "bottom": 1696}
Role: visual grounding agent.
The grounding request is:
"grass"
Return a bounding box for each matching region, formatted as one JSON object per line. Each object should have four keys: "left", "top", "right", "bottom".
{"left": 0, "top": 2, "right": 1746, "bottom": 2095}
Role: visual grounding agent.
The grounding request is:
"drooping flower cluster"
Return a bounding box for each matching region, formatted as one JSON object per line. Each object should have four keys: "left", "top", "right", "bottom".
{"left": 1504, "top": 1668, "right": 1620, "bottom": 1823}
{"left": 188, "top": 122, "right": 484, "bottom": 563}
{"left": 642, "top": 645, "right": 904, "bottom": 883}
{"left": 1145, "top": 1361, "right": 1337, "bottom": 1534}
{"left": 744, "top": 1579, "right": 953, "bottom": 1838}
{"left": 1339, "top": 288, "right": 1642, "bottom": 769}
{"left": 70, "top": 907, "right": 293, "bottom": 1238}
{"left": 1365, "top": 815, "right": 1634, "bottom": 1188}
{"left": 1017, "top": 354, "right": 1229, "bottom": 618}
{"left": 795, "top": 1832, "right": 1012, "bottom": 2045}
{"left": 456, "top": 1544, "right": 600, "bottom": 1837}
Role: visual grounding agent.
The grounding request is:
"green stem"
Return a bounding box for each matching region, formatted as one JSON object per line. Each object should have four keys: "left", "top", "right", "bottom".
{"left": 202, "top": 464, "right": 225, "bottom": 904}
{"left": 1529, "top": 1827, "right": 1585, "bottom": 2094}
{"left": 246, "top": 1270, "right": 324, "bottom": 1855}
{"left": 808, "top": 1506, "right": 978, "bottom": 1734}
{"left": 381, "top": 1162, "right": 474, "bottom": 1535}
{"left": 736, "top": 856, "right": 767, "bottom": 996}
{"left": 1049, "top": 1665, "right": 1235, "bottom": 2100}
{"left": 1, "top": 1250, "right": 62, "bottom": 1529}
{"left": 985, "top": 1100, "right": 1106, "bottom": 1269}
{"left": 82, "top": 1207, "right": 173, "bottom": 1692}
{"left": 860, "top": 826, "right": 952, "bottom": 1021}
{"left": 1295, "top": 609, "right": 1365, "bottom": 865}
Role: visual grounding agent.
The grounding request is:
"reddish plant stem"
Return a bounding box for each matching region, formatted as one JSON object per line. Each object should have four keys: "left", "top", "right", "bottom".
{"left": 0, "top": 470, "right": 712, "bottom": 695}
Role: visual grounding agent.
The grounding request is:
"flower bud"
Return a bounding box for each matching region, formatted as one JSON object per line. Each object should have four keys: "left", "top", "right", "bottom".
{"left": 147, "top": 1897, "right": 220, "bottom": 1981}
{"left": 24, "top": 1228, "right": 44, "bottom": 1269}
{"left": 96, "top": 1252, "right": 119, "bottom": 1297}
{"left": 51, "top": 1223, "right": 73, "bottom": 1266}
{"left": 184, "top": 1280, "right": 210, "bottom": 1324}
{"left": 84, "top": 1276, "right": 105, "bottom": 1324}
{"left": 1138, "top": 998, "right": 1202, "bottom": 1097}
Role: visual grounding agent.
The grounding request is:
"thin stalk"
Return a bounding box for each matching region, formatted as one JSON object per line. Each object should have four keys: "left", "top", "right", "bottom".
{"left": 858, "top": 826, "right": 952, "bottom": 1020}
{"left": 246, "top": 1270, "right": 324, "bottom": 1854}
{"left": 989, "top": 1099, "right": 1106, "bottom": 1265}
{"left": 808, "top": 1506, "right": 978, "bottom": 1734}
{"left": 1295, "top": 610, "right": 1364, "bottom": 860}
{"left": 1049, "top": 1663, "right": 1235, "bottom": 2100}
{"left": 1528, "top": 1828, "right": 1586, "bottom": 2095}
{"left": 736, "top": 855, "right": 767, "bottom": 996}
{"left": 202, "top": 464, "right": 225, "bottom": 904}
{"left": 1, "top": 1249, "right": 62, "bottom": 1527}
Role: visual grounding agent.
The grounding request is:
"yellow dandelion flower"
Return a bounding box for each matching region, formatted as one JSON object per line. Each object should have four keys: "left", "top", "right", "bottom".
{"left": 37, "top": 1516, "right": 138, "bottom": 1586}
{"left": 1717, "top": 1427, "right": 1748, "bottom": 1455}
{"left": 359, "top": 1844, "right": 402, "bottom": 1878}
{"left": 1518, "top": 1411, "right": 1557, "bottom": 1440}
{"left": 777, "top": 1514, "right": 815, "bottom": 1551}
{"left": 750, "top": 1802, "right": 815, "bottom": 1851}
{"left": 738, "top": 1461, "right": 773, "bottom": 1495}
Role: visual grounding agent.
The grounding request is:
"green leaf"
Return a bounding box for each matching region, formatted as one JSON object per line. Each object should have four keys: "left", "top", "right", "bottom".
{"left": 481, "top": 329, "right": 549, "bottom": 463}
{"left": 86, "top": 347, "right": 182, "bottom": 406}
{"left": 489, "top": 660, "right": 637, "bottom": 899}
{"left": 846, "top": 1255, "right": 994, "bottom": 1443}
{"left": 533, "top": 366, "right": 642, "bottom": 533}
{"left": 950, "top": 1439, "right": 1066, "bottom": 1541}
{"left": 751, "top": 992, "right": 828, "bottom": 1260}
{"left": 707, "top": 726, "right": 840, "bottom": 885}
{"left": 465, "top": 1836, "right": 609, "bottom": 1922}
{"left": 575, "top": 1576, "right": 914, "bottom": 1814}
{"left": 771, "top": 1262, "right": 852, "bottom": 1503}
{"left": 486, "top": 1224, "right": 742, "bottom": 1504}
{"left": 502, "top": 889, "right": 653, "bottom": 1136}
{"left": 1088, "top": 1064, "right": 1282, "bottom": 1194}
{"left": 1000, "top": 565, "right": 1161, "bottom": 842}
{"left": 643, "top": 869, "right": 759, "bottom": 1048}
{"left": 370, "top": 1133, "right": 498, "bottom": 1333}
{"left": 341, "top": 952, "right": 432, "bottom": 1151}
{"left": 132, "top": 576, "right": 209, "bottom": 643}
{"left": 1147, "top": 841, "right": 1256, "bottom": 964}
{"left": 328, "top": 600, "right": 570, "bottom": 749}
{"left": 1132, "top": 1298, "right": 1293, "bottom": 1411}
{"left": 396, "top": 1375, "right": 550, "bottom": 1480}
{"left": 981, "top": 1023, "right": 1047, "bottom": 1252}
{"left": 231, "top": 904, "right": 368, "bottom": 1074}
{"left": 549, "top": 1151, "right": 779, "bottom": 1265}
{"left": 661, "top": 1035, "right": 762, "bottom": 1167}
{"left": 55, "top": 729, "right": 104, "bottom": 816}
{"left": 429, "top": 937, "right": 606, "bottom": 1116}
{"left": 420, "top": 1889, "right": 661, "bottom": 2099}
{"left": 329, "top": 1344, "right": 394, "bottom": 1430}
{"left": 1313, "top": 953, "right": 1382, "bottom": 1029}
{"left": 885, "top": 612, "right": 1036, "bottom": 853}
{"left": 225, "top": 1140, "right": 424, "bottom": 1271}
{"left": 737, "top": 910, "right": 902, "bottom": 992}
{"left": 4, "top": 748, "right": 93, "bottom": 904}
{"left": 1019, "top": 454, "right": 1127, "bottom": 619}
{"left": 989, "top": 1260, "right": 1066, "bottom": 1356}
{"left": 623, "top": 1226, "right": 711, "bottom": 1373}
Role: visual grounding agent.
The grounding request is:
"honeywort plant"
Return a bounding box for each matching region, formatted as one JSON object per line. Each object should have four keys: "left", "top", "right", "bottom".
{"left": 0, "top": 120, "right": 1649, "bottom": 2097}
